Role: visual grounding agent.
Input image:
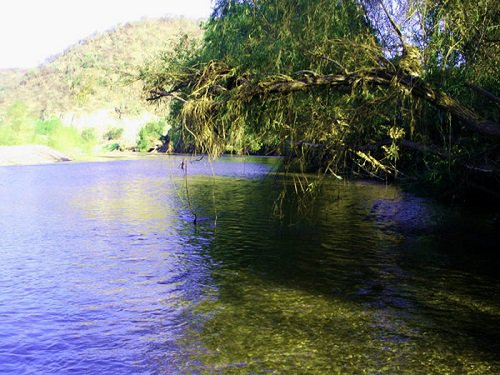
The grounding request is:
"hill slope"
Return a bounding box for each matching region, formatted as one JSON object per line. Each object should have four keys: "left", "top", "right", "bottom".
{"left": 0, "top": 17, "right": 201, "bottom": 150}
{"left": 1, "top": 17, "right": 201, "bottom": 115}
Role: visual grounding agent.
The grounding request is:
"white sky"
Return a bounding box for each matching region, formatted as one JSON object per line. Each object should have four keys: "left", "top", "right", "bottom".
{"left": 0, "top": 0, "right": 213, "bottom": 69}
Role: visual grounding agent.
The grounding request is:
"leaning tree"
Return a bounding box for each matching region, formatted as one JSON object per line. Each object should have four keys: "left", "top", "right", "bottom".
{"left": 141, "top": 0, "right": 499, "bottom": 199}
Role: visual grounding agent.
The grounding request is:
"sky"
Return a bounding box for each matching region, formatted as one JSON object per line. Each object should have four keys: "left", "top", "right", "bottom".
{"left": 0, "top": 0, "right": 213, "bottom": 69}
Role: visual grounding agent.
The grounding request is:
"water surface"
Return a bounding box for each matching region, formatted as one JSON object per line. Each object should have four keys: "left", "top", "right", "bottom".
{"left": 0, "top": 156, "right": 499, "bottom": 373}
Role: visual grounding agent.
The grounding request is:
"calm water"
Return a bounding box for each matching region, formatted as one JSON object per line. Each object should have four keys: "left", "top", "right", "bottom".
{"left": 0, "top": 156, "right": 499, "bottom": 374}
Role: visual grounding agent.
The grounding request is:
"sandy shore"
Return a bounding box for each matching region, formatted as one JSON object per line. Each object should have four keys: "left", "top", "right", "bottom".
{"left": 0, "top": 145, "right": 72, "bottom": 166}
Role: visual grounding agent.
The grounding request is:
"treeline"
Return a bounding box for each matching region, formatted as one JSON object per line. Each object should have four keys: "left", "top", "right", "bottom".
{"left": 0, "top": 101, "right": 170, "bottom": 154}
{"left": 141, "top": 0, "right": 499, "bottom": 201}
{"left": 0, "top": 102, "right": 95, "bottom": 154}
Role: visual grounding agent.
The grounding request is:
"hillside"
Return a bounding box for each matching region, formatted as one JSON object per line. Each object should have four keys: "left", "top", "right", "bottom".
{"left": 0, "top": 17, "right": 202, "bottom": 151}
{"left": 0, "top": 69, "right": 28, "bottom": 97}
{"left": 0, "top": 17, "right": 201, "bottom": 115}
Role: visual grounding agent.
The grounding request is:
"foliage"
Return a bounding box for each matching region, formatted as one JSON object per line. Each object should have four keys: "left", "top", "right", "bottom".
{"left": 81, "top": 128, "right": 97, "bottom": 143}
{"left": 0, "top": 101, "right": 96, "bottom": 154}
{"left": 103, "top": 127, "right": 124, "bottom": 141}
{"left": 0, "top": 18, "right": 202, "bottom": 147}
{"left": 141, "top": 0, "right": 499, "bottom": 200}
{"left": 136, "top": 119, "right": 169, "bottom": 152}
{"left": 0, "top": 101, "right": 36, "bottom": 145}
{"left": 104, "top": 142, "right": 121, "bottom": 152}
{"left": 0, "top": 18, "right": 203, "bottom": 154}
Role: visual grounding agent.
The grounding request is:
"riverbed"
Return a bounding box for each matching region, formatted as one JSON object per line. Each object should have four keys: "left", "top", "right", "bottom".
{"left": 0, "top": 156, "right": 498, "bottom": 373}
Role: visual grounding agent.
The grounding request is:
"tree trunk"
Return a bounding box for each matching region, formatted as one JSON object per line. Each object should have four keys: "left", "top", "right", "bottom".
{"left": 149, "top": 67, "right": 500, "bottom": 138}
{"left": 240, "top": 69, "right": 500, "bottom": 138}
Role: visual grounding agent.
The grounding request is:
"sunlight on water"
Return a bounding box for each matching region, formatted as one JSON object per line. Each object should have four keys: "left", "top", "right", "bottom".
{"left": 0, "top": 156, "right": 498, "bottom": 373}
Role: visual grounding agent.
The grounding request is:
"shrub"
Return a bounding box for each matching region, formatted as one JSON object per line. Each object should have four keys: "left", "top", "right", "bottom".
{"left": 0, "top": 101, "right": 36, "bottom": 145}
{"left": 137, "top": 119, "right": 169, "bottom": 152}
{"left": 103, "top": 127, "right": 124, "bottom": 141}
{"left": 81, "top": 128, "right": 97, "bottom": 142}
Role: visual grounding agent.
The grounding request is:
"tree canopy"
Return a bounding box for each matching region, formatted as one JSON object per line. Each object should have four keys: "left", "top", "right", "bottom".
{"left": 141, "top": 0, "right": 499, "bottom": 200}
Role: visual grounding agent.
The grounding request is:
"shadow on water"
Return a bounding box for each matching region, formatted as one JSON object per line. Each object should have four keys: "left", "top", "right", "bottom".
{"left": 0, "top": 156, "right": 498, "bottom": 373}
{"left": 176, "top": 174, "right": 500, "bottom": 373}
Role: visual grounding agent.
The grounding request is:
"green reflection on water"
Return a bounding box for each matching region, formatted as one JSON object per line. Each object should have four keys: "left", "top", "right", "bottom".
{"left": 176, "top": 269, "right": 496, "bottom": 374}
{"left": 168, "top": 175, "right": 500, "bottom": 374}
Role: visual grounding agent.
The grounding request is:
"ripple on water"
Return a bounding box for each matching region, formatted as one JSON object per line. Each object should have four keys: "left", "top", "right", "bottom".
{"left": 0, "top": 159, "right": 498, "bottom": 373}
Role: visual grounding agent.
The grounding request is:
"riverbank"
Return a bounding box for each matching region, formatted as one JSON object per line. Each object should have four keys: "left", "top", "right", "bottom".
{"left": 0, "top": 145, "right": 71, "bottom": 166}
{"left": 0, "top": 147, "right": 194, "bottom": 167}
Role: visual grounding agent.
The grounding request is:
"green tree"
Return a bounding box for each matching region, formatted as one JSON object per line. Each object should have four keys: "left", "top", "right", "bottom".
{"left": 0, "top": 101, "right": 36, "bottom": 145}
{"left": 142, "top": 0, "right": 499, "bottom": 200}
{"left": 137, "top": 119, "right": 169, "bottom": 152}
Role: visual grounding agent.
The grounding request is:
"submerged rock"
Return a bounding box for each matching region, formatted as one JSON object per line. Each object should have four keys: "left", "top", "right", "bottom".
{"left": 0, "top": 145, "right": 71, "bottom": 166}
{"left": 368, "top": 195, "right": 442, "bottom": 234}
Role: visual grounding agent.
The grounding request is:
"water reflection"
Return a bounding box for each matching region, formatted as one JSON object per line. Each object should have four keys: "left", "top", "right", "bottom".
{"left": 178, "top": 177, "right": 500, "bottom": 373}
{"left": 0, "top": 158, "right": 241, "bottom": 373}
{"left": 0, "top": 157, "right": 499, "bottom": 373}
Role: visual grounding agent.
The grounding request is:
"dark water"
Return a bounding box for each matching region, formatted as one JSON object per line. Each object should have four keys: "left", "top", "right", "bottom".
{"left": 0, "top": 156, "right": 499, "bottom": 374}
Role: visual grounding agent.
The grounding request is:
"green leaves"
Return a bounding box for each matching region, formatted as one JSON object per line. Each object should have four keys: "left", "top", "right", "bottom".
{"left": 142, "top": 1, "right": 499, "bottom": 199}
{"left": 137, "top": 119, "right": 169, "bottom": 152}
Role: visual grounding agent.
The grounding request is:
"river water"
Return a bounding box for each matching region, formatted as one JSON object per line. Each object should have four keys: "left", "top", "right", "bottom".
{"left": 0, "top": 156, "right": 499, "bottom": 374}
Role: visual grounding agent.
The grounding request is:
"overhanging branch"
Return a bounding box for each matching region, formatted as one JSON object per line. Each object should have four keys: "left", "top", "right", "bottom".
{"left": 148, "top": 66, "right": 500, "bottom": 138}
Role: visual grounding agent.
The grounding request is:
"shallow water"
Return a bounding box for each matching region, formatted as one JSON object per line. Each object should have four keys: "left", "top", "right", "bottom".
{"left": 0, "top": 156, "right": 498, "bottom": 373}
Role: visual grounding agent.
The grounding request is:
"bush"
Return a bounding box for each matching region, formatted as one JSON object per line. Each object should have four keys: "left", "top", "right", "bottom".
{"left": 137, "top": 119, "right": 169, "bottom": 152}
{"left": 103, "top": 127, "right": 124, "bottom": 141}
{"left": 104, "top": 142, "right": 121, "bottom": 151}
{"left": 0, "top": 106, "right": 97, "bottom": 154}
{"left": 47, "top": 122, "right": 84, "bottom": 152}
{"left": 81, "top": 128, "right": 97, "bottom": 142}
{"left": 0, "top": 101, "right": 36, "bottom": 145}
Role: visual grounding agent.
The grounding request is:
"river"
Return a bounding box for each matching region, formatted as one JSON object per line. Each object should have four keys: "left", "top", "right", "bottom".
{"left": 0, "top": 156, "right": 499, "bottom": 374}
